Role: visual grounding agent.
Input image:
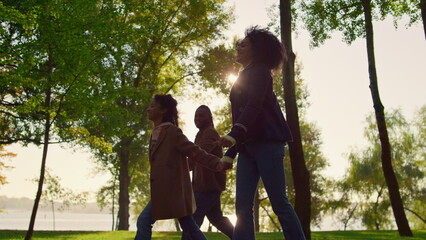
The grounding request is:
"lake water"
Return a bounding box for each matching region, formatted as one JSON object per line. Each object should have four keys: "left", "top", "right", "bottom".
{"left": 0, "top": 210, "right": 127, "bottom": 231}
{"left": 0, "top": 210, "right": 187, "bottom": 232}
{"left": 1, "top": 209, "right": 347, "bottom": 232}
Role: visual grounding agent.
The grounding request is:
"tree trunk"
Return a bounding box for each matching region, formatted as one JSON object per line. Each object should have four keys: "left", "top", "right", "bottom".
{"left": 174, "top": 219, "right": 181, "bottom": 232}
{"left": 254, "top": 189, "right": 260, "bottom": 232}
{"left": 115, "top": 214, "right": 119, "bottom": 231}
{"left": 51, "top": 202, "right": 55, "bottom": 231}
{"left": 259, "top": 200, "right": 281, "bottom": 231}
{"left": 25, "top": 88, "right": 52, "bottom": 240}
{"left": 361, "top": 0, "right": 413, "bottom": 236}
{"left": 280, "top": 0, "right": 312, "bottom": 239}
{"left": 117, "top": 138, "right": 131, "bottom": 230}
{"left": 112, "top": 185, "right": 115, "bottom": 231}
{"left": 421, "top": 0, "right": 426, "bottom": 39}
{"left": 343, "top": 203, "right": 358, "bottom": 231}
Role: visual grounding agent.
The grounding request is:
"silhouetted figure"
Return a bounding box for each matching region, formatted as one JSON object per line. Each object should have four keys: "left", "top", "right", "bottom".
{"left": 217, "top": 26, "right": 306, "bottom": 240}
{"left": 182, "top": 105, "right": 234, "bottom": 240}
{"left": 134, "top": 94, "right": 231, "bottom": 240}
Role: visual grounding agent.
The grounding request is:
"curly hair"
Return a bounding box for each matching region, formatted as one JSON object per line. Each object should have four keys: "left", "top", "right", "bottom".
{"left": 244, "top": 26, "right": 287, "bottom": 70}
{"left": 154, "top": 94, "right": 179, "bottom": 127}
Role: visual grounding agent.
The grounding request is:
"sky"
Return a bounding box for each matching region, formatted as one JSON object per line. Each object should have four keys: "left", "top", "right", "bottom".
{"left": 1, "top": 0, "right": 425, "bottom": 209}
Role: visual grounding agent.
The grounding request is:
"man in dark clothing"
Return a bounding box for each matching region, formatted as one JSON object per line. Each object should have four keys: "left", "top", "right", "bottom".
{"left": 181, "top": 105, "right": 234, "bottom": 240}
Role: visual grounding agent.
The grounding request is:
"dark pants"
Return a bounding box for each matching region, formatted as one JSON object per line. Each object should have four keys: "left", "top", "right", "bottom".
{"left": 181, "top": 191, "right": 234, "bottom": 240}
{"left": 135, "top": 201, "right": 207, "bottom": 240}
{"left": 233, "top": 141, "right": 306, "bottom": 240}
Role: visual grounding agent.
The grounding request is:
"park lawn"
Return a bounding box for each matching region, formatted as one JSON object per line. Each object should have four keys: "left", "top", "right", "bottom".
{"left": 0, "top": 230, "right": 425, "bottom": 240}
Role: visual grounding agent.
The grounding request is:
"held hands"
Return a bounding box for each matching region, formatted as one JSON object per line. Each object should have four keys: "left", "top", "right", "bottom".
{"left": 217, "top": 135, "right": 236, "bottom": 147}
{"left": 214, "top": 135, "right": 236, "bottom": 172}
{"left": 216, "top": 156, "right": 234, "bottom": 172}
{"left": 216, "top": 161, "right": 233, "bottom": 172}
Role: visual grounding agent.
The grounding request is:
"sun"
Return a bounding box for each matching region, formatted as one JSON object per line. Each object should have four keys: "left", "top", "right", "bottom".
{"left": 227, "top": 74, "right": 238, "bottom": 84}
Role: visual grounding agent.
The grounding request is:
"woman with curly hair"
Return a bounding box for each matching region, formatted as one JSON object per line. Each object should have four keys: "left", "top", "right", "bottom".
{"left": 218, "top": 26, "right": 306, "bottom": 240}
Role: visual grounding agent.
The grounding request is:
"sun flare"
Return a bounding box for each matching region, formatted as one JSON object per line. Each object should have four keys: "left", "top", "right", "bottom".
{"left": 227, "top": 74, "right": 238, "bottom": 84}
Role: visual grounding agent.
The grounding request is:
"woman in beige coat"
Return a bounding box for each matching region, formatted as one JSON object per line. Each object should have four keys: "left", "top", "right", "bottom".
{"left": 134, "top": 94, "right": 231, "bottom": 240}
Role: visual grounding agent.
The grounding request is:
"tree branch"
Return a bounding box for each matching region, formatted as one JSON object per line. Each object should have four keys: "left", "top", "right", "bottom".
{"left": 135, "top": 0, "right": 186, "bottom": 88}
{"left": 404, "top": 207, "right": 426, "bottom": 224}
{"left": 164, "top": 70, "right": 202, "bottom": 93}
{"left": 259, "top": 202, "right": 281, "bottom": 232}
{"left": 0, "top": 110, "right": 19, "bottom": 119}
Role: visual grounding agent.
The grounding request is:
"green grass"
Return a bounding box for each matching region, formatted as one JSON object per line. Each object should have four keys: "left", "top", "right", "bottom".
{"left": 0, "top": 230, "right": 425, "bottom": 240}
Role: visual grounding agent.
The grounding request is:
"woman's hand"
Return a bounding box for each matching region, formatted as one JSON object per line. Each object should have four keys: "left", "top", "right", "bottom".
{"left": 217, "top": 136, "right": 236, "bottom": 147}
{"left": 216, "top": 161, "right": 233, "bottom": 172}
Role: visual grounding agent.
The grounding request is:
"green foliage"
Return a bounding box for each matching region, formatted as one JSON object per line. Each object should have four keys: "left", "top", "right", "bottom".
{"left": 301, "top": 0, "right": 422, "bottom": 47}
{"left": 1, "top": 2, "right": 115, "bottom": 234}
{"left": 0, "top": 146, "right": 14, "bottom": 186}
{"left": 302, "top": 0, "right": 365, "bottom": 46}
{"left": 1, "top": 0, "right": 234, "bottom": 227}
{"left": 31, "top": 169, "right": 88, "bottom": 211}
{"left": 0, "top": 0, "right": 112, "bottom": 147}
{"left": 195, "top": 41, "right": 240, "bottom": 95}
{"left": 29, "top": 168, "right": 88, "bottom": 230}
{"left": 75, "top": 0, "right": 234, "bottom": 221}
{"left": 387, "top": 0, "right": 423, "bottom": 27}
{"left": 332, "top": 107, "right": 426, "bottom": 230}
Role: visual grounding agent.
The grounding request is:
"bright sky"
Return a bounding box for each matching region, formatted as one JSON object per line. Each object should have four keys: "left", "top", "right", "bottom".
{"left": 1, "top": 0, "right": 425, "bottom": 206}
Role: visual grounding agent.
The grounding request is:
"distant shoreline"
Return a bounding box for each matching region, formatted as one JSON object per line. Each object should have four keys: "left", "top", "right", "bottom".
{"left": 0, "top": 195, "right": 109, "bottom": 214}
{"left": 0, "top": 210, "right": 125, "bottom": 231}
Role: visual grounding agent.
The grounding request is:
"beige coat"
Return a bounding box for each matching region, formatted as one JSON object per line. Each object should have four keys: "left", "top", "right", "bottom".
{"left": 149, "top": 124, "right": 220, "bottom": 220}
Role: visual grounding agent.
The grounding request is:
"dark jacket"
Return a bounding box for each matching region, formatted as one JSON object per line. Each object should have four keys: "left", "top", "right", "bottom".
{"left": 225, "top": 63, "right": 293, "bottom": 158}
{"left": 188, "top": 126, "right": 226, "bottom": 193}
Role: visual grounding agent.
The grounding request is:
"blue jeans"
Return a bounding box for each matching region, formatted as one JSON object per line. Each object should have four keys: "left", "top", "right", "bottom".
{"left": 181, "top": 191, "right": 234, "bottom": 240}
{"left": 233, "top": 141, "right": 306, "bottom": 240}
{"left": 134, "top": 201, "right": 207, "bottom": 240}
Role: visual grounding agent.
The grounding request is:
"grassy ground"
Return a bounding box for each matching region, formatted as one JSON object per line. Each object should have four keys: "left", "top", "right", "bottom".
{"left": 1, "top": 230, "right": 425, "bottom": 240}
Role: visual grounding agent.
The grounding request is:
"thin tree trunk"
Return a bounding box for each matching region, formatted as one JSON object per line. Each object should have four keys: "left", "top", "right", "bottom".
{"left": 115, "top": 214, "right": 119, "bottom": 231}
{"left": 254, "top": 189, "right": 260, "bottom": 232}
{"left": 112, "top": 186, "right": 115, "bottom": 231}
{"left": 51, "top": 202, "right": 55, "bottom": 231}
{"left": 259, "top": 201, "right": 281, "bottom": 231}
{"left": 25, "top": 91, "right": 52, "bottom": 240}
{"left": 361, "top": 0, "right": 413, "bottom": 236}
{"left": 343, "top": 203, "right": 358, "bottom": 231}
{"left": 280, "top": 0, "right": 312, "bottom": 239}
{"left": 373, "top": 185, "right": 385, "bottom": 230}
{"left": 117, "top": 138, "right": 131, "bottom": 230}
{"left": 421, "top": 0, "right": 426, "bottom": 39}
{"left": 174, "top": 219, "right": 181, "bottom": 232}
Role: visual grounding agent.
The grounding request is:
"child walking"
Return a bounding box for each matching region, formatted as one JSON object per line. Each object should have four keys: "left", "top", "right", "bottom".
{"left": 134, "top": 94, "right": 231, "bottom": 240}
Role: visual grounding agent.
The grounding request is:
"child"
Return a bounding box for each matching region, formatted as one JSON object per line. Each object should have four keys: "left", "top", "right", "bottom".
{"left": 134, "top": 94, "right": 231, "bottom": 240}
